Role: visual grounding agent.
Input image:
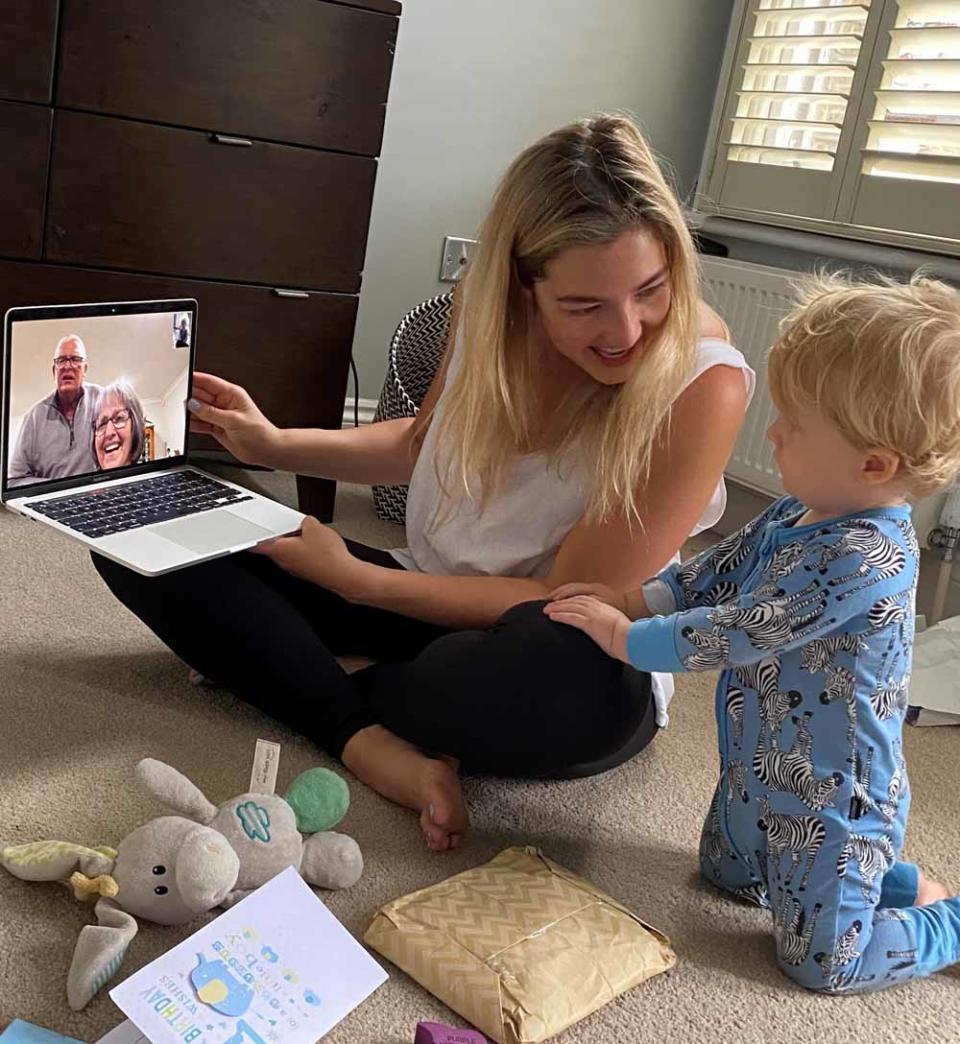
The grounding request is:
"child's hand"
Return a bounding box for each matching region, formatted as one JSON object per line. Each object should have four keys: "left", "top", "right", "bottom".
{"left": 548, "top": 583, "right": 627, "bottom": 614}
{"left": 544, "top": 596, "right": 631, "bottom": 662}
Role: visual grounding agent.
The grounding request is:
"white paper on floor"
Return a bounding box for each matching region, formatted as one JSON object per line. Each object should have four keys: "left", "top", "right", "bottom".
{"left": 95, "top": 1023, "right": 149, "bottom": 1044}
{"left": 908, "top": 615, "right": 960, "bottom": 725}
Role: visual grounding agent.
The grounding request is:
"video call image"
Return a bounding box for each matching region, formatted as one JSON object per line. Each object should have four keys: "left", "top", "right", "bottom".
{"left": 173, "top": 310, "right": 192, "bottom": 348}
{"left": 6, "top": 310, "right": 191, "bottom": 489}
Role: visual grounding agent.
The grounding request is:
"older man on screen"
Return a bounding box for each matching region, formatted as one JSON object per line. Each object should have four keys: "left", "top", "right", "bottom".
{"left": 8, "top": 334, "right": 103, "bottom": 486}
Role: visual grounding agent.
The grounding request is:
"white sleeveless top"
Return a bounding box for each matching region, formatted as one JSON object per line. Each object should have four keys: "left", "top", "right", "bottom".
{"left": 391, "top": 336, "right": 756, "bottom": 726}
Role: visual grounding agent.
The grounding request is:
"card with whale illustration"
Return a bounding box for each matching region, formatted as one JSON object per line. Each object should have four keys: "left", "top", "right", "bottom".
{"left": 109, "top": 867, "right": 387, "bottom": 1044}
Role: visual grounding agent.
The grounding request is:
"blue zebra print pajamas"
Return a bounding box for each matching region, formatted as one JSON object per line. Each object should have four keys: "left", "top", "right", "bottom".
{"left": 628, "top": 496, "right": 960, "bottom": 993}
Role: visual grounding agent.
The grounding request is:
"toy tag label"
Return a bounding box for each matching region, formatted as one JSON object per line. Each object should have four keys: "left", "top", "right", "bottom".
{"left": 249, "top": 739, "right": 280, "bottom": 795}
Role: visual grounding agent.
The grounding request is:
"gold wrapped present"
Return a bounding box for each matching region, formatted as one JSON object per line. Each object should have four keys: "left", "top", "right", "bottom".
{"left": 364, "top": 845, "right": 676, "bottom": 1043}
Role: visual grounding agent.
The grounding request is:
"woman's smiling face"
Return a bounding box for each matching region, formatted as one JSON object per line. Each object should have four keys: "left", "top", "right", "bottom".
{"left": 94, "top": 392, "right": 134, "bottom": 469}
{"left": 530, "top": 228, "right": 672, "bottom": 386}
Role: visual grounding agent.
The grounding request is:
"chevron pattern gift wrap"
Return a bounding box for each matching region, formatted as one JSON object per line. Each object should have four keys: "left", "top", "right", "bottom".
{"left": 364, "top": 846, "right": 676, "bottom": 1043}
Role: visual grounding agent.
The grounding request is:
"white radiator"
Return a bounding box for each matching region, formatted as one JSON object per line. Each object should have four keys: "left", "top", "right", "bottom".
{"left": 700, "top": 256, "right": 797, "bottom": 499}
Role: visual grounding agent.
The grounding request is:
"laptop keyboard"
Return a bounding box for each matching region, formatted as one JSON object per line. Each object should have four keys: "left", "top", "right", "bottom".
{"left": 28, "top": 471, "right": 253, "bottom": 539}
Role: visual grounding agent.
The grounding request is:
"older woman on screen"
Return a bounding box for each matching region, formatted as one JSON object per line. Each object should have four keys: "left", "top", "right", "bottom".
{"left": 93, "top": 380, "right": 146, "bottom": 470}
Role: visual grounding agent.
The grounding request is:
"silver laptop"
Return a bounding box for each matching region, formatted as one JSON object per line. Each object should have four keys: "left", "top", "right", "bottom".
{"left": 2, "top": 298, "right": 305, "bottom": 575}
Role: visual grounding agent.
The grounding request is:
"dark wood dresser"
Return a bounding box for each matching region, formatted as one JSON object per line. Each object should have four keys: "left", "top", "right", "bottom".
{"left": 1, "top": 0, "right": 401, "bottom": 519}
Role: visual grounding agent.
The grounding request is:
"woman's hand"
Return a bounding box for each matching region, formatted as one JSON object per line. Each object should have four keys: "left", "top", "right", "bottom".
{"left": 187, "top": 372, "right": 282, "bottom": 466}
{"left": 543, "top": 595, "right": 631, "bottom": 662}
{"left": 253, "top": 517, "right": 366, "bottom": 597}
{"left": 548, "top": 582, "right": 627, "bottom": 613}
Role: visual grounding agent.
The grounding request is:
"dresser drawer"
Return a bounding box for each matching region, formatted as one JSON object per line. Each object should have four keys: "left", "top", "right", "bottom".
{"left": 57, "top": 0, "right": 398, "bottom": 156}
{"left": 0, "top": 101, "right": 52, "bottom": 260}
{"left": 0, "top": 259, "right": 357, "bottom": 432}
{"left": 46, "top": 112, "right": 377, "bottom": 292}
{"left": 0, "top": 0, "right": 59, "bottom": 105}
{"left": 336, "top": 0, "right": 401, "bottom": 11}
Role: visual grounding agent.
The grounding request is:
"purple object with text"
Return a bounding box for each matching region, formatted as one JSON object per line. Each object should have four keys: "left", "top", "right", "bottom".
{"left": 414, "top": 1022, "right": 487, "bottom": 1044}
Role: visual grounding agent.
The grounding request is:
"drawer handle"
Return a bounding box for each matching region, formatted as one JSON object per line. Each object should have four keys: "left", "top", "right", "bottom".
{"left": 211, "top": 133, "right": 253, "bottom": 147}
{"left": 272, "top": 288, "right": 310, "bottom": 299}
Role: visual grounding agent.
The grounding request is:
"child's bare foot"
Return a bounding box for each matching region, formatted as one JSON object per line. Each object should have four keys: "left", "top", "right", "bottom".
{"left": 342, "top": 725, "right": 468, "bottom": 852}
{"left": 917, "top": 870, "right": 952, "bottom": 906}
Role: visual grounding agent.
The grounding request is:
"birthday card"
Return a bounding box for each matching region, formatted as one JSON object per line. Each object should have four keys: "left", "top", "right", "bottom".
{"left": 109, "top": 867, "right": 387, "bottom": 1044}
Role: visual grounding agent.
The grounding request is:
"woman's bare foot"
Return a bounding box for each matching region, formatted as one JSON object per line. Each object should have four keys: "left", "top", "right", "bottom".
{"left": 342, "top": 725, "right": 468, "bottom": 851}
{"left": 917, "top": 870, "right": 952, "bottom": 906}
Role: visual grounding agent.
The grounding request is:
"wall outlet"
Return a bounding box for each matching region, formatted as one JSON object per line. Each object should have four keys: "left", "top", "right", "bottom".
{"left": 439, "top": 236, "right": 476, "bottom": 282}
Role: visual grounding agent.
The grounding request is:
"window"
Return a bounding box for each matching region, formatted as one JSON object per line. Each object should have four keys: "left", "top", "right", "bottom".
{"left": 698, "top": 0, "right": 960, "bottom": 255}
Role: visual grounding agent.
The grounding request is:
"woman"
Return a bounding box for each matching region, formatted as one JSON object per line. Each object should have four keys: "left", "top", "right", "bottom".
{"left": 93, "top": 380, "right": 146, "bottom": 470}
{"left": 93, "top": 114, "right": 753, "bottom": 850}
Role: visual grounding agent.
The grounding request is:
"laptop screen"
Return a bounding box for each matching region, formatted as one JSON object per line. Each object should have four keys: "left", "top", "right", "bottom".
{"left": 2, "top": 300, "right": 196, "bottom": 498}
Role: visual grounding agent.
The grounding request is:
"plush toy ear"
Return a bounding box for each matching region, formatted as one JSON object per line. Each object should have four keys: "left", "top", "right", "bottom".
{"left": 66, "top": 897, "right": 139, "bottom": 1010}
{"left": 136, "top": 759, "right": 217, "bottom": 823}
{"left": 0, "top": 841, "right": 115, "bottom": 884}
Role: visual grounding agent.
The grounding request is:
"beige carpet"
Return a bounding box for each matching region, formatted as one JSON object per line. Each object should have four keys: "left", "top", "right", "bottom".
{"left": 1, "top": 470, "right": 958, "bottom": 1044}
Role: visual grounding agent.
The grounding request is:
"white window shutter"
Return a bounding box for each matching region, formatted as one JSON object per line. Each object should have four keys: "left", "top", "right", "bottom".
{"left": 844, "top": 0, "right": 960, "bottom": 242}
{"left": 700, "top": 0, "right": 960, "bottom": 256}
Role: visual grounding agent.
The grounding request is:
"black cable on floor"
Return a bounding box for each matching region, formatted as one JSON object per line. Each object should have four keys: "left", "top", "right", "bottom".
{"left": 349, "top": 355, "right": 360, "bottom": 428}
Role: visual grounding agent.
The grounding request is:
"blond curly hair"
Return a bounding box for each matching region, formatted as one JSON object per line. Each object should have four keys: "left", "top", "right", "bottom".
{"left": 768, "top": 272, "right": 960, "bottom": 497}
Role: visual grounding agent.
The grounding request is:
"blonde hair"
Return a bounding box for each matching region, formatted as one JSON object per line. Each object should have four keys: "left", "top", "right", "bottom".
{"left": 768, "top": 272, "right": 960, "bottom": 497}
{"left": 433, "top": 113, "right": 701, "bottom": 524}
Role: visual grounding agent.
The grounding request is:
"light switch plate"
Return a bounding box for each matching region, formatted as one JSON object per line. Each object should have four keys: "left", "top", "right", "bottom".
{"left": 439, "top": 236, "right": 477, "bottom": 282}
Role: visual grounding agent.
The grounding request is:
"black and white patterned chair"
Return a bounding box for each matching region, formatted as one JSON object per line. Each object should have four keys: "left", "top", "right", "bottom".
{"left": 372, "top": 291, "right": 455, "bottom": 524}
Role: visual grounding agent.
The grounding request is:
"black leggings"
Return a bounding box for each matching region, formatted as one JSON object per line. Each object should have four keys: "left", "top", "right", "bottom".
{"left": 92, "top": 543, "right": 657, "bottom": 779}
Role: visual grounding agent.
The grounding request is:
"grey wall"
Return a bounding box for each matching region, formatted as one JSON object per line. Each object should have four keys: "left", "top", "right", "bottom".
{"left": 351, "top": 0, "right": 736, "bottom": 401}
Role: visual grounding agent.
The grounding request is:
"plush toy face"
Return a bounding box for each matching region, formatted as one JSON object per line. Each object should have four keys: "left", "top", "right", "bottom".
{"left": 0, "top": 760, "right": 360, "bottom": 1013}
{"left": 112, "top": 817, "right": 240, "bottom": 925}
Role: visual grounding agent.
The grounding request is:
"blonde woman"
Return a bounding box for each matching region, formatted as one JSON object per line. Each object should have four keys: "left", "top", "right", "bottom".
{"left": 93, "top": 115, "right": 754, "bottom": 850}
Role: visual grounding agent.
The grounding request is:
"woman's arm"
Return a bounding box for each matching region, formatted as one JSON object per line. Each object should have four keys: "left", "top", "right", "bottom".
{"left": 334, "top": 363, "right": 749, "bottom": 628}
{"left": 545, "top": 363, "right": 749, "bottom": 591}
{"left": 349, "top": 569, "right": 552, "bottom": 630}
{"left": 187, "top": 346, "right": 453, "bottom": 486}
{"left": 274, "top": 347, "right": 454, "bottom": 482}
{"left": 268, "top": 417, "right": 418, "bottom": 485}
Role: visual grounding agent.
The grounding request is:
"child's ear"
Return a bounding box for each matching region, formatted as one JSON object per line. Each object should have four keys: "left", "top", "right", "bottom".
{"left": 862, "top": 448, "right": 901, "bottom": 485}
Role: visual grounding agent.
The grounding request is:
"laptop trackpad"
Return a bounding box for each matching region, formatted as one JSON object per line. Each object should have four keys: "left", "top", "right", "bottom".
{"left": 154, "top": 511, "right": 274, "bottom": 554}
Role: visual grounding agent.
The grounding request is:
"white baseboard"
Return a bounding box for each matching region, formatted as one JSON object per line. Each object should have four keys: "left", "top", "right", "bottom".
{"left": 341, "top": 397, "right": 378, "bottom": 427}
